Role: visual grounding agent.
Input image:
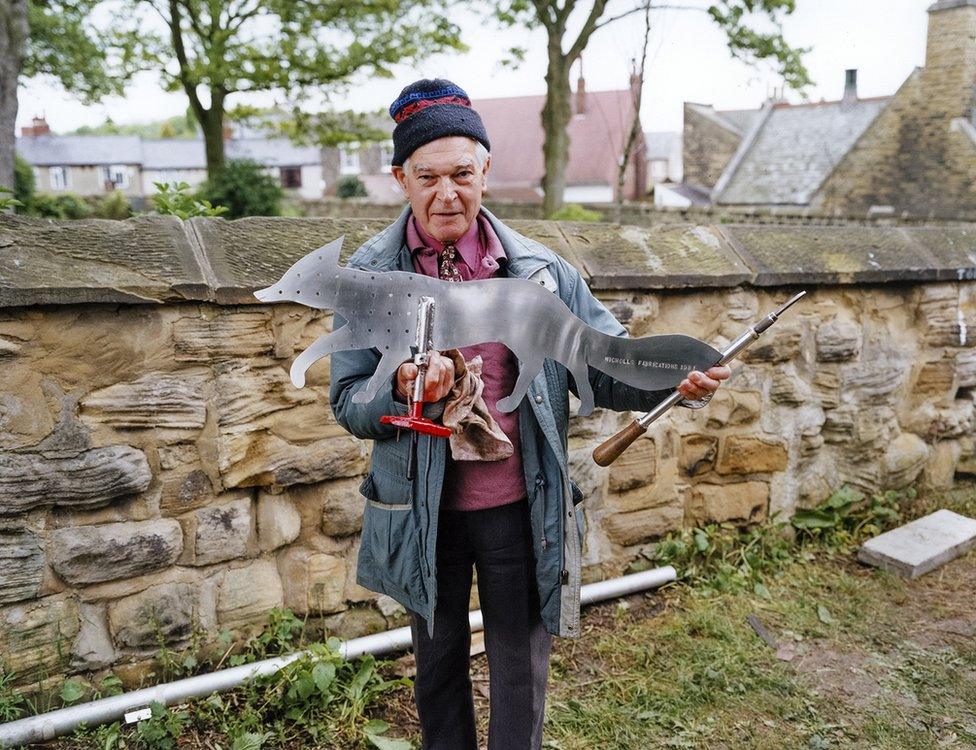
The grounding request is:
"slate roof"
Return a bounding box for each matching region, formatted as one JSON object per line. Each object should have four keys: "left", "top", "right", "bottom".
{"left": 16, "top": 135, "right": 144, "bottom": 166}
{"left": 714, "top": 97, "right": 891, "bottom": 205}
{"left": 17, "top": 135, "right": 320, "bottom": 169}
{"left": 685, "top": 103, "right": 759, "bottom": 136}
{"left": 473, "top": 88, "right": 638, "bottom": 190}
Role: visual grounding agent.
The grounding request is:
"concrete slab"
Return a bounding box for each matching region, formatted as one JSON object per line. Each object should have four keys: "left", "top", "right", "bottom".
{"left": 0, "top": 215, "right": 209, "bottom": 306}
{"left": 560, "top": 222, "right": 752, "bottom": 289}
{"left": 857, "top": 509, "right": 976, "bottom": 579}
{"left": 722, "top": 225, "right": 942, "bottom": 286}
{"left": 190, "top": 216, "right": 391, "bottom": 305}
{"left": 193, "top": 216, "right": 590, "bottom": 305}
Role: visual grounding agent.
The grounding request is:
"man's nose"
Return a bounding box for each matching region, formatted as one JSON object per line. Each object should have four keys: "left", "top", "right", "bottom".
{"left": 435, "top": 177, "right": 457, "bottom": 202}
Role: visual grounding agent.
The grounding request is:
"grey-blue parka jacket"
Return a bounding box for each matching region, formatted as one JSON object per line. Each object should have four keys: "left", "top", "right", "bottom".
{"left": 329, "top": 206, "right": 674, "bottom": 638}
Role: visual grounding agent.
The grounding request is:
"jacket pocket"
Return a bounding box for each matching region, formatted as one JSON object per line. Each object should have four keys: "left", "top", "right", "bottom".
{"left": 359, "top": 470, "right": 424, "bottom": 599}
{"left": 359, "top": 466, "right": 412, "bottom": 506}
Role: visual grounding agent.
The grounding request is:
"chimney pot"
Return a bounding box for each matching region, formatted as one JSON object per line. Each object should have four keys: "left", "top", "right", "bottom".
{"left": 843, "top": 69, "right": 858, "bottom": 103}
{"left": 576, "top": 75, "right": 586, "bottom": 115}
{"left": 22, "top": 115, "right": 51, "bottom": 137}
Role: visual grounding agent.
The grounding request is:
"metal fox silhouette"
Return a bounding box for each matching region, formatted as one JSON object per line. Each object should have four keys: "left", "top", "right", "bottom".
{"left": 254, "top": 236, "right": 721, "bottom": 417}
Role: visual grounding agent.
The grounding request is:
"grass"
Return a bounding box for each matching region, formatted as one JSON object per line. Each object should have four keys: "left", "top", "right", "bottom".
{"left": 538, "top": 483, "right": 976, "bottom": 749}
{"left": 7, "top": 483, "right": 974, "bottom": 749}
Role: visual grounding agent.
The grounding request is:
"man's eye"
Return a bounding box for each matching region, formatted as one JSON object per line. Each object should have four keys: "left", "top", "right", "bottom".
{"left": 456, "top": 171, "right": 472, "bottom": 179}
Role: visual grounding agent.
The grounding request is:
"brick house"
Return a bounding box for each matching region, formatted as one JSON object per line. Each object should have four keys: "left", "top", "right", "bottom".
{"left": 474, "top": 76, "right": 646, "bottom": 203}
{"left": 675, "top": 0, "right": 976, "bottom": 219}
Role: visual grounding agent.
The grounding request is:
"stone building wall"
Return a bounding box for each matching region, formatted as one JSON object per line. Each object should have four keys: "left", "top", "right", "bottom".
{"left": 813, "top": 1, "right": 976, "bottom": 219}
{"left": 2, "top": 214, "right": 976, "bottom": 688}
{"left": 681, "top": 103, "right": 743, "bottom": 190}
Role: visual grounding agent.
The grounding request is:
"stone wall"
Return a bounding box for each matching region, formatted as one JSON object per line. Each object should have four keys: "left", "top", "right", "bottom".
{"left": 813, "top": 1, "right": 976, "bottom": 219}
{"left": 2, "top": 214, "right": 976, "bottom": 688}
{"left": 297, "top": 197, "right": 962, "bottom": 227}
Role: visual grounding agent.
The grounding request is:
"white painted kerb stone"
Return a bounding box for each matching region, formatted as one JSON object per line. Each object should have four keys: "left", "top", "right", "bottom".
{"left": 857, "top": 509, "right": 976, "bottom": 579}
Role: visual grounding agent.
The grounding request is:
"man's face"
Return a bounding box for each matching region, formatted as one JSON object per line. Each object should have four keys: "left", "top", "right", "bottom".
{"left": 392, "top": 136, "right": 490, "bottom": 244}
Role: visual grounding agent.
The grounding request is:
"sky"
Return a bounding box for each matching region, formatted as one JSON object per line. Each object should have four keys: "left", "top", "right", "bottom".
{"left": 17, "top": 0, "right": 935, "bottom": 136}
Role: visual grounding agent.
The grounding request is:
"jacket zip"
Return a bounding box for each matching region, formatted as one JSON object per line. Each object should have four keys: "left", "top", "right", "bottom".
{"left": 536, "top": 474, "right": 548, "bottom": 550}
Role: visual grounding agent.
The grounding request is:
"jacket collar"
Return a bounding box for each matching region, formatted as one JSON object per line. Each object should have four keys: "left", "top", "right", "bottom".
{"left": 356, "top": 205, "right": 550, "bottom": 280}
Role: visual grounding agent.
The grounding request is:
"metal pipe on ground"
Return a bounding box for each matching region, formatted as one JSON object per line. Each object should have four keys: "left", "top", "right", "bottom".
{"left": 0, "top": 566, "right": 677, "bottom": 748}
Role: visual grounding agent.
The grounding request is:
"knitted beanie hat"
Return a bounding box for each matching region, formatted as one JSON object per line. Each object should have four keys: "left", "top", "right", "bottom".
{"left": 389, "top": 79, "right": 490, "bottom": 167}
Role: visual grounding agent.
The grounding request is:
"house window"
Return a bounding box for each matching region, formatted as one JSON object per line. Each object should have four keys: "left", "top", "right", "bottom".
{"left": 379, "top": 141, "right": 394, "bottom": 173}
{"left": 339, "top": 143, "right": 361, "bottom": 175}
{"left": 280, "top": 166, "right": 302, "bottom": 189}
{"left": 101, "top": 164, "right": 129, "bottom": 190}
{"left": 49, "top": 166, "right": 68, "bottom": 191}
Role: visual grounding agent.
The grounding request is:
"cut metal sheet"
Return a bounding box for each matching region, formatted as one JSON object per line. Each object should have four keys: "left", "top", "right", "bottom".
{"left": 254, "top": 236, "right": 721, "bottom": 416}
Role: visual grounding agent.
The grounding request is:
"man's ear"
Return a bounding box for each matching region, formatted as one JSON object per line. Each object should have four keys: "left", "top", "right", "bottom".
{"left": 481, "top": 154, "right": 491, "bottom": 188}
{"left": 392, "top": 165, "right": 408, "bottom": 193}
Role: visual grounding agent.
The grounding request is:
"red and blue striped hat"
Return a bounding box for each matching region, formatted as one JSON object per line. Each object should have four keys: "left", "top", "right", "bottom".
{"left": 389, "top": 79, "right": 490, "bottom": 167}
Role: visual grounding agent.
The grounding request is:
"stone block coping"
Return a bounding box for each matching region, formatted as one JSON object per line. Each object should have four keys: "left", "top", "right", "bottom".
{"left": 3, "top": 214, "right": 976, "bottom": 308}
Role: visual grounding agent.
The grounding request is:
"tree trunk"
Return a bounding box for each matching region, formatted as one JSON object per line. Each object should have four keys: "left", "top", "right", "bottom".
{"left": 0, "top": 0, "right": 27, "bottom": 193}
{"left": 200, "top": 104, "right": 225, "bottom": 180}
{"left": 540, "top": 51, "right": 572, "bottom": 217}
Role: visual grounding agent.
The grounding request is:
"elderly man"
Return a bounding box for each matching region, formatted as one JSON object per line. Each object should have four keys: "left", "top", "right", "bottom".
{"left": 329, "top": 79, "right": 729, "bottom": 750}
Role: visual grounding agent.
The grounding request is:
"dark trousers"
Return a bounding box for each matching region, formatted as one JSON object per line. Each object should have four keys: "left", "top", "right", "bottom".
{"left": 409, "top": 498, "right": 552, "bottom": 750}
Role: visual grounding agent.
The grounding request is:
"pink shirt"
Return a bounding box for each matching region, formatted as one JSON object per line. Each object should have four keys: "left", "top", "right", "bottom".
{"left": 406, "top": 213, "right": 528, "bottom": 511}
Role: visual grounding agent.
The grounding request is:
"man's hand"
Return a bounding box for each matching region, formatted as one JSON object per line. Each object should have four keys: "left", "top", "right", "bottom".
{"left": 676, "top": 365, "right": 731, "bottom": 401}
{"left": 396, "top": 351, "right": 455, "bottom": 402}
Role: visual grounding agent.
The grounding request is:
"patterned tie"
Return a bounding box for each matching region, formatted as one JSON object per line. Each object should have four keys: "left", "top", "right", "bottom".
{"left": 439, "top": 243, "right": 463, "bottom": 283}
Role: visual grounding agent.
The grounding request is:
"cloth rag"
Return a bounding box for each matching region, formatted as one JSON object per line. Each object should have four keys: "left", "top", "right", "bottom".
{"left": 441, "top": 348, "right": 514, "bottom": 462}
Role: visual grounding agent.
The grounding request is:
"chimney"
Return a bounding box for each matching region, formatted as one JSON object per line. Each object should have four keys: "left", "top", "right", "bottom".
{"left": 843, "top": 69, "right": 858, "bottom": 104}
{"left": 21, "top": 115, "right": 51, "bottom": 137}
{"left": 575, "top": 60, "right": 586, "bottom": 115}
{"left": 924, "top": 0, "right": 976, "bottom": 119}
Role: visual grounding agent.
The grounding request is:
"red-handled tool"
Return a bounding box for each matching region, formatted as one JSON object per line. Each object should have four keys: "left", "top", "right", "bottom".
{"left": 380, "top": 296, "right": 451, "bottom": 480}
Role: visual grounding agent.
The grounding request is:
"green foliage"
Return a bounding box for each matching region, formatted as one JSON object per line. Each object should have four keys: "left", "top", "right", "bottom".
{"left": 707, "top": 0, "right": 814, "bottom": 91}
{"left": 24, "top": 0, "right": 136, "bottom": 103}
{"left": 150, "top": 181, "right": 228, "bottom": 220}
{"left": 75, "top": 720, "right": 124, "bottom": 750}
{"left": 337, "top": 175, "right": 368, "bottom": 199}
{"left": 791, "top": 486, "right": 905, "bottom": 541}
{"left": 0, "top": 187, "right": 23, "bottom": 212}
{"left": 100, "top": 0, "right": 465, "bottom": 170}
{"left": 135, "top": 702, "right": 189, "bottom": 750}
{"left": 0, "top": 663, "right": 27, "bottom": 722}
{"left": 93, "top": 190, "right": 133, "bottom": 219}
{"left": 72, "top": 111, "right": 199, "bottom": 139}
{"left": 645, "top": 486, "right": 911, "bottom": 595}
{"left": 59, "top": 678, "right": 88, "bottom": 705}
{"left": 257, "top": 106, "right": 389, "bottom": 150}
{"left": 13, "top": 156, "right": 35, "bottom": 206}
{"left": 548, "top": 203, "right": 602, "bottom": 222}
{"left": 199, "top": 160, "right": 283, "bottom": 219}
{"left": 25, "top": 192, "right": 92, "bottom": 219}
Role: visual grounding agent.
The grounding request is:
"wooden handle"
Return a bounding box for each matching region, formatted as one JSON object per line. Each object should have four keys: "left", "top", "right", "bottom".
{"left": 592, "top": 420, "right": 647, "bottom": 467}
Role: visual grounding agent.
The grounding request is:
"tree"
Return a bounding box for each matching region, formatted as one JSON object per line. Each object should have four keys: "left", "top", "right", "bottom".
{"left": 614, "top": 3, "right": 651, "bottom": 223}
{"left": 4, "top": 1, "right": 138, "bottom": 190}
{"left": 0, "top": 0, "right": 28, "bottom": 193}
{"left": 490, "top": 0, "right": 812, "bottom": 216}
{"left": 115, "top": 1, "right": 464, "bottom": 179}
